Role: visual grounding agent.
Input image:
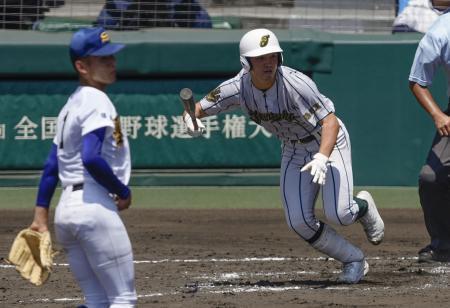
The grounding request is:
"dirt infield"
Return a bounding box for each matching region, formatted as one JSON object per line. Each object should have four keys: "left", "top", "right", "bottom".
{"left": 1, "top": 207, "right": 449, "bottom": 307}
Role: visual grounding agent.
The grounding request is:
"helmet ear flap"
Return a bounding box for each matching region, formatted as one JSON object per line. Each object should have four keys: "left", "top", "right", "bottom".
{"left": 278, "top": 53, "right": 283, "bottom": 66}
{"left": 240, "top": 56, "right": 252, "bottom": 71}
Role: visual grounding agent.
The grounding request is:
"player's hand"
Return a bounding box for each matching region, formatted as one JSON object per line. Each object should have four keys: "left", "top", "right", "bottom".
{"left": 29, "top": 206, "right": 49, "bottom": 233}
{"left": 300, "top": 153, "right": 329, "bottom": 185}
{"left": 116, "top": 193, "right": 132, "bottom": 211}
{"left": 434, "top": 113, "right": 450, "bottom": 136}
{"left": 183, "top": 113, "right": 205, "bottom": 137}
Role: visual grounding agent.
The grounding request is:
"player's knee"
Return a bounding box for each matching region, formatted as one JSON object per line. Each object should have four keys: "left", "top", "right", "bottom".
{"left": 419, "top": 165, "right": 436, "bottom": 184}
{"left": 323, "top": 206, "right": 354, "bottom": 226}
{"left": 286, "top": 216, "right": 319, "bottom": 240}
{"left": 286, "top": 220, "right": 306, "bottom": 235}
{"left": 326, "top": 212, "right": 353, "bottom": 226}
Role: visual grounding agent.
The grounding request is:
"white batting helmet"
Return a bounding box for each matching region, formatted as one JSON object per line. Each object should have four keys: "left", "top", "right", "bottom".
{"left": 239, "top": 28, "right": 283, "bottom": 71}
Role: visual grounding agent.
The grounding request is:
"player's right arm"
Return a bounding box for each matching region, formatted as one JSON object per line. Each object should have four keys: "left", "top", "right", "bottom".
{"left": 184, "top": 74, "right": 242, "bottom": 136}
{"left": 409, "top": 24, "right": 450, "bottom": 136}
{"left": 192, "top": 102, "right": 208, "bottom": 119}
{"left": 30, "top": 144, "right": 59, "bottom": 232}
{"left": 409, "top": 82, "right": 450, "bottom": 136}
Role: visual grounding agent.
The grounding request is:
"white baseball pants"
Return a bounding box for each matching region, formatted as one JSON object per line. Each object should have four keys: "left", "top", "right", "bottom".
{"left": 280, "top": 120, "right": 360, "bottom": 241}
{"left": 55, "top": 182, "right": 137, "bottom": 308}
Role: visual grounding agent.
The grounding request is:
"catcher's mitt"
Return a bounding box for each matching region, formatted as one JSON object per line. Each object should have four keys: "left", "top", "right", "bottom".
{"left": 7, "top": 228, "right": 55, "bottom": 286}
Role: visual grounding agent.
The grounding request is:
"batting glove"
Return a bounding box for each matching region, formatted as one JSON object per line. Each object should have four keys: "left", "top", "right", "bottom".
{"left": 300, "top": 153, "right": 329, "bottom": 185}
{"left": 183, "top": 113, "right": 206, "bottom": 137}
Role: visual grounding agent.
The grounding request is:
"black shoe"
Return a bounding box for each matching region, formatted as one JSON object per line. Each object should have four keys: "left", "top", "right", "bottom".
{"left": 418, "top": 245, "right": 450, "bottom": 263}
{"left": 418, "top": 245, "right": 434, "bottom": 263}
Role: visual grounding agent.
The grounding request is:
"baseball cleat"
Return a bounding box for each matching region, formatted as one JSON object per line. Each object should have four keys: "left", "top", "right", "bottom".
{"left": 418, "top": 245, "right": 450, "bottom": 263}
{"left": 337, "top": 259, "right": 369, "bottom": 284}
{"left": 357, "top": 190, "right": 384, "bottom": 245}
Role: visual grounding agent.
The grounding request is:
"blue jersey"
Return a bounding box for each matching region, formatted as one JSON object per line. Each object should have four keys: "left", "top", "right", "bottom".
{"left": 409, "top": 12, "right": 450, "bottom": 96}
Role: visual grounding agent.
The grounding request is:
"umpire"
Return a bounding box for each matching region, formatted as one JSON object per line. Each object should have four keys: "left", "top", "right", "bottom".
{"left": 409, "top": 0, "right": 450, "bottom": 263}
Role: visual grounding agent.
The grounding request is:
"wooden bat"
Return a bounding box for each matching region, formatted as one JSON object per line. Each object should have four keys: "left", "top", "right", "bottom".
{"left": 179, "top": 87, "right": 198, "bottom": 131}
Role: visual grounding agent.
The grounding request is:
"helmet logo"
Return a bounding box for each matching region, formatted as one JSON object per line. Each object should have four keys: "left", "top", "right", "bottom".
{"left": 100, "top": 32, "right": 110, "bottom": 43}
{"left": 260, "top": 35, "right": 270, "bottom": 47}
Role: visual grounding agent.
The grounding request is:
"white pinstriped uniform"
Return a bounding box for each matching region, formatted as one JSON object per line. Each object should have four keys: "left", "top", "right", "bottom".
{"left": 200, "top": 66, "right": 360, "bottom": 240}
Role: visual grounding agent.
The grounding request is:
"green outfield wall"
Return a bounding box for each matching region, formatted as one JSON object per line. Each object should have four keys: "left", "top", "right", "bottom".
{"left": 0, "top": 29, "right": 444, "bottom": 186}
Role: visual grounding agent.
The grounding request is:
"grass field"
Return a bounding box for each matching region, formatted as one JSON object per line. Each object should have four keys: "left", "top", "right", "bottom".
{"left": 0, "top": 186, "right": 420, "bottom": 209}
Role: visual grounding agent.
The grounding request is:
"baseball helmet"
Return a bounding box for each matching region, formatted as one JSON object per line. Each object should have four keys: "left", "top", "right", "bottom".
{"left": 239, "top": 28, "right": 283, "bottom": 71}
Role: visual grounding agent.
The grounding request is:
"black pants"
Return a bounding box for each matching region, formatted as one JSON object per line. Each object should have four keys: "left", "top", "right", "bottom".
{"left": 419, "top": 104, "right": 450, "bottom": 251}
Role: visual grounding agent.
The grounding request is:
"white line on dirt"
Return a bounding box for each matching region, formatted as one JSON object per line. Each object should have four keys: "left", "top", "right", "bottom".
{"left": 0, "top": 255, "right": 422, "bottom": 270}
{"left": 30, "top": 280, "right": 445, "bottom": 305}
{"left": 132, "top": 255, "right": 419, "bottom": 264}
{"left": 19, "top": 263, "right": 450, "bottom": 305}
{"left": 6, "top": 255, "right": 450, "bottom": 305}
{"left": 134, "top": 256, "right": 297, "bottom": 264}
{"left": 191, "top": 270, "right": 319, "bottom": 281}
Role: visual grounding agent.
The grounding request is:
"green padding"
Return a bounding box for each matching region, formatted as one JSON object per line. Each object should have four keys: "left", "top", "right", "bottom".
{"left": 0, "top": 88, "right": 281, "bottom": 170}
{"left": 0, "top": 30, "right": 442, "bottom": 187}
{"left": 314, "top": 37, "right": 446, "bottom": 186}
{"left": 131, "top": 170, "right": 279, "bottom": 186}
{"left": 0, "top": 29, "right": 334, "bottom": 76}
{"left": 0, "top": 30, "right": 424, "bottom": 77}
{"left": 0, "top": 169, "right": 280, "bottom": 187}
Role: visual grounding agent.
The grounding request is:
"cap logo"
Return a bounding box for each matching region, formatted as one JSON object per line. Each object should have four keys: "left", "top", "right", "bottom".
{"left": 260, "top": 35, "right": 270, "bottom": 47}
{"left": 100, "top": 32, "right": 110, "bottom": 43}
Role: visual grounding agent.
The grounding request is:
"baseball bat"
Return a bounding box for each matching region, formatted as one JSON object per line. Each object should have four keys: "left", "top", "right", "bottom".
{"left": 179, "top": 87, "right": 198, "bottom": 131}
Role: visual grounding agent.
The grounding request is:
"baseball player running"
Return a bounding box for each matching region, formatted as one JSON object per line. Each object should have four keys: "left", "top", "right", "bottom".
{"left": 183, "top": 28, "right": 384, "bottom": 284}
{"left": 29, "top": 27, "right": 137, "bottom": 307}
{"left": 409, "top": 1, "right": 450, "bottom": 263}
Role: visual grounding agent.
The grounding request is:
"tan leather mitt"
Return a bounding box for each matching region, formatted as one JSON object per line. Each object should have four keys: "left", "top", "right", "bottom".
{"left": 7, "top": 228, "right": 54, "bottom": 286}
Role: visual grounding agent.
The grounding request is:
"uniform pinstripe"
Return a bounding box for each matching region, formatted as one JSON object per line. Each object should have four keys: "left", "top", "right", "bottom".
{"left": 200, "top": 66, "right": 359, "bottom": 241}
{"left": 186, "top": 28, "right": 385, "bottom": 283}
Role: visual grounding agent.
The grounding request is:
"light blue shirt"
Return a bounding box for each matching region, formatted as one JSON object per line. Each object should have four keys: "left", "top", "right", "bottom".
{"left": 409, "top": 12, "right": 450, "bottom": 96}
{"left": 398, "top": 0, "right": 410, "bottom": 14}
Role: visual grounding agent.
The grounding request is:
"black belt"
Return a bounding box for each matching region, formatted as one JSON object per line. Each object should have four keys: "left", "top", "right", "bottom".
{"left": 291, "top": 135, "right": 316, "bottom": 144}
{"left": 72, "top": 183, "right": 84, "bottom": 191}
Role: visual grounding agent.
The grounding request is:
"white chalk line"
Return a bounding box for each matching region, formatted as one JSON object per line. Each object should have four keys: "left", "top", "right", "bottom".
{"left": 1, "top": 255, "right": 419, "bottom": 269}
{"left": 191, "top": 270, "right": 319, "bottom": 281}
{"left": 4, "top": 255, "right": 450, "bottom": 305}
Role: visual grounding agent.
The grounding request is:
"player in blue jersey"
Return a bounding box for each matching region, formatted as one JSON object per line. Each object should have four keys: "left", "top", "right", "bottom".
{"left": 29, "top": 27, "right": 137, "bottom": 307}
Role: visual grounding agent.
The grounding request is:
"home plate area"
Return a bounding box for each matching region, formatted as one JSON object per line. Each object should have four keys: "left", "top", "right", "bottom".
{"left": 1, "top": 208, "right": 450, "bottom": 307}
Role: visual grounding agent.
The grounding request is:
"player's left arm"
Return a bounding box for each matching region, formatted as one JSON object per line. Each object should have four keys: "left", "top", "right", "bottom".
{"left": 30, "top": 144, "right": 59, "bottom": 232}
{"left": 82, "top": 127, "right": 131, "bottom": 210}
{"left": 318, "top": 113, "right": 340, "bottom": 157}
{"left": 299, "top": 114, "right": 339, "bottom": 186}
